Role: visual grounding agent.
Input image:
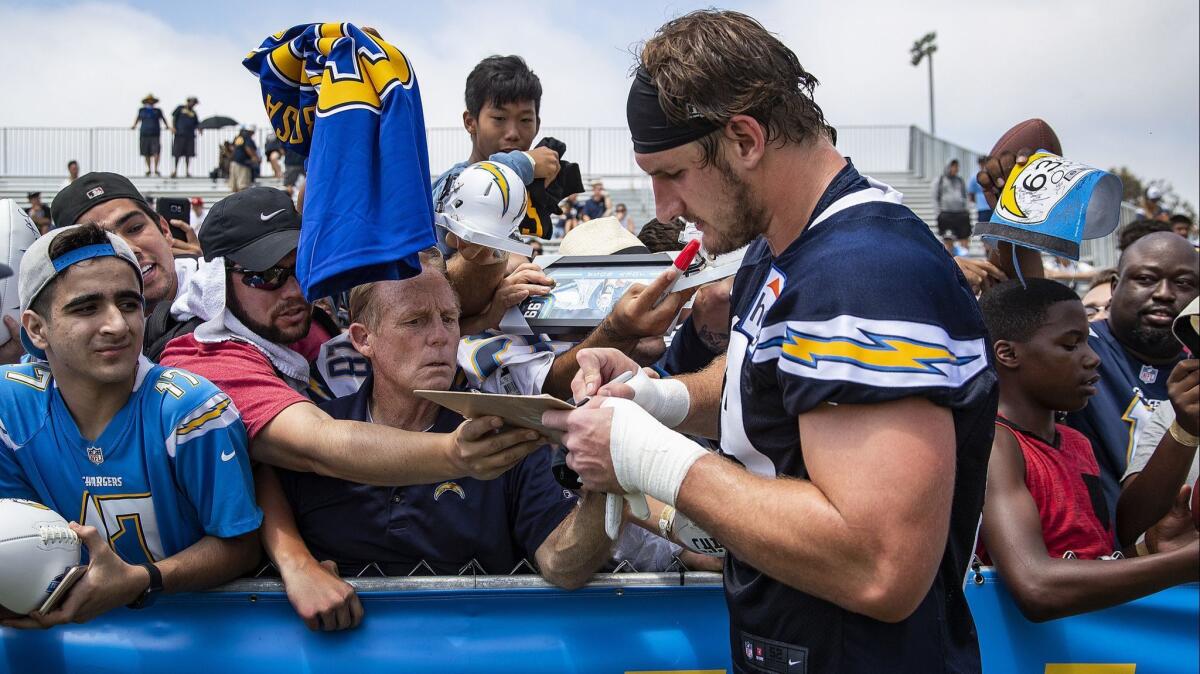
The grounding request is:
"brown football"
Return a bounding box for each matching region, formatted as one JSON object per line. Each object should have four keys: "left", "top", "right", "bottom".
{"left": 982, "top": 119, "right": 1063, "bottom": 208}
{"left": 989, "top": 118, "right": 1062, "bottom": 158}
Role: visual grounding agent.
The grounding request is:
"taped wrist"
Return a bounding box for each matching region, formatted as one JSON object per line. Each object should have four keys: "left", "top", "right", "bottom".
{"left": 626, "top": 368, "right": 690, "bottom": 428}
{"left": 603, "top": 397, "right": 706, "bottom": 506}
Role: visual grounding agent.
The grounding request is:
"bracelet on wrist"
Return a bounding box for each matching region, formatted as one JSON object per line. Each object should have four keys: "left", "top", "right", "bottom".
{"left": 1168, "top": 420, "right": 1200, "bottom": 447}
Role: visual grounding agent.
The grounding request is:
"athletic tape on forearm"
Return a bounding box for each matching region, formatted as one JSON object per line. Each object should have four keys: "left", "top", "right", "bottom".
{"left": 626, "top": 368, "right": 690, "bottom": 428}
{"left": 603, "top": 397, "right": 706, "bottom": 506}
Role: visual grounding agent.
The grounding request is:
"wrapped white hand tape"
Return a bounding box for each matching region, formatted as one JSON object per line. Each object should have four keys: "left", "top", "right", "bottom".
{"left": 625, "top": 368, "right": 690, "bottom": 428}
{"left": 603, "top": 397, "right": 707, "bottom": 506}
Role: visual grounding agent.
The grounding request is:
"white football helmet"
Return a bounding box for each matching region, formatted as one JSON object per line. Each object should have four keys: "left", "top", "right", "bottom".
{"left": 437, "top": 161, "right": 532, "bottom": 256}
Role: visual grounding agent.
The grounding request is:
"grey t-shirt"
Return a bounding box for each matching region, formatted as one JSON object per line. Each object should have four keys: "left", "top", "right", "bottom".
{"left": 1122, "top": 403, "right": 1199, "bottom": 485}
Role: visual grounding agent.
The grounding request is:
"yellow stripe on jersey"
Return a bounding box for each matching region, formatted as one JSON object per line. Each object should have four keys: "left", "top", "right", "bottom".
{"left": 177, "top": 397, "right": 234, "bottom": 436}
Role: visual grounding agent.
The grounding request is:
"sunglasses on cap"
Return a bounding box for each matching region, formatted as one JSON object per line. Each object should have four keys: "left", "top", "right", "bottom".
{"left": 227, "top": 262, "right": 296, "bottom": 291}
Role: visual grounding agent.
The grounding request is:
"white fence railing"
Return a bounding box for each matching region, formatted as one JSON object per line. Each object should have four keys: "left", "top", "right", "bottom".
{"left": 0, "top": 124, "right": 1132, "bottom": 267}
{"left": 0, "top": 125, "right": 958, "bottom": 179}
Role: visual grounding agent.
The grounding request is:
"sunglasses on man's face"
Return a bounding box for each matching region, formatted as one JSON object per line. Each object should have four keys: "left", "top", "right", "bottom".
{"left": 228, "top": 263, "right": 296, "bottom": 291}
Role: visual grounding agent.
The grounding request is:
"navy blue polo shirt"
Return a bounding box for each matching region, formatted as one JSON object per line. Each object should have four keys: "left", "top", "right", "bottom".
{"left": 137, "top": 106, "right": 165, "bottom": 135}
{"left": 275, "top": 375, "right": 578, "bottom": 576}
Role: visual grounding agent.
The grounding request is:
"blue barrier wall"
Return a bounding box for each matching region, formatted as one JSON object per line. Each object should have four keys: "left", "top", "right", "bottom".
{"left": 1, "top": 571, "right": 1196, "bottom": 673}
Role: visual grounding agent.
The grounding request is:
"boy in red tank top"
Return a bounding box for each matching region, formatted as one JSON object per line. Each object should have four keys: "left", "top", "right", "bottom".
{"left": 977, "top": 279, "right": 1198, "bottom": 622}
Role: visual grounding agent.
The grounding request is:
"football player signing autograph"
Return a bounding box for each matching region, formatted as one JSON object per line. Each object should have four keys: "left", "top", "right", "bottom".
{"left": 544, "top": 11, "right": 998, "bottom": 674}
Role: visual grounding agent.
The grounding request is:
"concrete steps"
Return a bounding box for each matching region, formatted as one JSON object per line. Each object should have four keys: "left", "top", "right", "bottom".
{"left": 4, "top": 169, "right": 984, "bottom": 255}
{"left": 0, "top": 175, "right": 287, "bottom": 210}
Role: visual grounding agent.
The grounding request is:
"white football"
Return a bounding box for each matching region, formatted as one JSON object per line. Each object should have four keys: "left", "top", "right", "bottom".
{"left": 0, "top": 199, "right": 40, "bottom": 343}
{"left": 0, "top": 498, "right": 81, "bottom": 615}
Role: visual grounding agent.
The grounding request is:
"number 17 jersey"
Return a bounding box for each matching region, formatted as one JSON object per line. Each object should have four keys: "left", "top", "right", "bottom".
{"left": 0, "top": 357, "right": 262, "bottom": 564}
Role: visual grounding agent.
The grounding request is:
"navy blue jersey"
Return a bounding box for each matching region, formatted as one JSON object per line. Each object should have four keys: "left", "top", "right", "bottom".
{"left": 721, "top": 164, "right": 996, "bottom": 673}
{"left": 137, "top": 106, "right": 165, "bottom": 135}
{"left": 659, "top": 315, "right": 722, "bottom": 376}
{"left": 0, "top": 358, "right": 261, "bottom": 564}
{"left": 276, "top": 375, "right": 578, "bottom": 576}
{"left": 172, "top": 105, "right": 199, "bottom": 136}
{"left": 1064, "top": 319, "right": 1183, "bottom": 522}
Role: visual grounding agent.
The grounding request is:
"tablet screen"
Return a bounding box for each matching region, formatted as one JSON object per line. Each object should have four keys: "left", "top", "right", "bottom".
{"left": 519, "top": 263, "right": 665, "bottom": 326}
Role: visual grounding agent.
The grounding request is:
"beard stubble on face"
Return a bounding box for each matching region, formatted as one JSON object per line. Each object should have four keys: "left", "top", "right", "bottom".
{"left": 228, "top": 294, "right": 312, "bottom": 344}
{"left": 1126, "top": 323, "right": 1180, "bottom": 359}
{"left": 699, "top": 159, "right": 770, "bottom": 256}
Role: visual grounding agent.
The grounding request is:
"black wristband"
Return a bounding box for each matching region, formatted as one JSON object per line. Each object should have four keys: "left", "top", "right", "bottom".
{"left": 127, "top": 562, "right": 163, "bottom": 610}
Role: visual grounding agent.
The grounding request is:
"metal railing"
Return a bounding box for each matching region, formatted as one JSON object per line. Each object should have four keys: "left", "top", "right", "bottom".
{"left": 0, "top": 124, "right": 1130, "bottom": 267}
{"left": 1079, "top": 201, "right": 1139, "bottom": 270}
{"left": 907, "top": 126, "right": 981, "bottom": 180}
{"left": 0, "top": 124, "right": 953, "bottom": 179}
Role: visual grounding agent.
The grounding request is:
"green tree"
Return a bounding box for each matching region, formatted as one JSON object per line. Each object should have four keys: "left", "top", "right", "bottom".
{"left": 1108, "top": 165, "right": 1196, "bottom": 220}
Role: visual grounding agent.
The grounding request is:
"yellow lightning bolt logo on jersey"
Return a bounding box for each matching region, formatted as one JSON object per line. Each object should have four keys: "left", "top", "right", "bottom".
{"left": 780, "top": 330, "right": 978, "bottom": 375}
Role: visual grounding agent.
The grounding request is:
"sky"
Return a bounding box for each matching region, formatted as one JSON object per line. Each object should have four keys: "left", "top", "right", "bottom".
{"left": 1, "top": 0, "right": 1197, "bottom": 206}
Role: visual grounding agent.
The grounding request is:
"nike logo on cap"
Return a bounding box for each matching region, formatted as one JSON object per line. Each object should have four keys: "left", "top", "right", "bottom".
{"left": 260, "top": 208, "right": 286, "bottom": 221}
{"left": 220, "top": 450, "right": 236, "bottom": 462}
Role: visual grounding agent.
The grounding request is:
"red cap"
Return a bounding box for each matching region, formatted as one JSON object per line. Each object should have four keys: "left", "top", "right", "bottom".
{"left": 673, "top": 239, "right": 702, "bottom": 271}
{"left": 189, "top": 197, "right": 203, "bottom": 207}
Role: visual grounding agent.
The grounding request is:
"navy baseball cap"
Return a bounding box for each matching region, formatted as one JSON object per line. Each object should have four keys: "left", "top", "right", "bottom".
{"left": 50, "top": 172, "right": 150, "bottom": 229}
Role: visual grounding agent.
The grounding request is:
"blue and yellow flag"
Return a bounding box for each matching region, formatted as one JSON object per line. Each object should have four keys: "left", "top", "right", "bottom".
{"left": 243, "top": 23, "right": 436, "bottom": 300}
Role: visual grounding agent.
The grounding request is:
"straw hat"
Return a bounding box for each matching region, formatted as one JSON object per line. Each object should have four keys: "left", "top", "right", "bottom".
{"left": 558, "top": 216, "right": 648, "bottom": 256}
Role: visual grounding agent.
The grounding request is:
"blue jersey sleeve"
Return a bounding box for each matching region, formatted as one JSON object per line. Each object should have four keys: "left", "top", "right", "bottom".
{"left": 0, "top": 368, "right": 48, "bottom": 501}
{"left": 164, "top": 372, "right": 262, "bottom": 539}
{"left": 0, "top": 421, "right": 37, "bottom": 501}
{"left": 432, "top": 151, "right": 535, "bottom": 205}
{"left": 506, "top": 446, "right": 578, "bottom": 559}
{"left": 486, "top": 150, "right": 534, "bottom": 184}
{"left": 746, "top": 217, "right": 994, "bottom": 417}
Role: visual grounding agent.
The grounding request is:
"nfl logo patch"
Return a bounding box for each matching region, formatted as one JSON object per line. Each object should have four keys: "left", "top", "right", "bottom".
{"left": 1139, "top": 365, "right": 1158, "bottom": 384}
{"left": 86, "top": 186, "right": 105, "bottom": 199}
{"left": 86, "top": 446, "right": 104, "bottom": 465}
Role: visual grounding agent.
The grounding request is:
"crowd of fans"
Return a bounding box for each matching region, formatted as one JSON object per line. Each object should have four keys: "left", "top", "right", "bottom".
{"left": 0, "top": 38, "right": 1196, "bottom": 648}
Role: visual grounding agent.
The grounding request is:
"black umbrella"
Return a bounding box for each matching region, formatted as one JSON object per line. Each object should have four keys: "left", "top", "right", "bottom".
{"left": 197, "top": 115, "right": 238, "bottom": 130}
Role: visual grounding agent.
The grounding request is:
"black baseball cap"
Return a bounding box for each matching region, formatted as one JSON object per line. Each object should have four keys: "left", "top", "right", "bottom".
{"left": 50, "top": 172, "right": 149, "bottom": 229}
{"left": 200, "top": 187, "right": 300, "bottom": 269}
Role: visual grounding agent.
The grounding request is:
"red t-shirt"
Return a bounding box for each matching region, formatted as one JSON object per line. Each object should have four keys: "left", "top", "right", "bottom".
{"left": 993, "top": 419, "right": 1113, "bottom": 560}
{"left": 160, "top": 334, "right": 310, "bottom": 441}
{"left": 289, "top": 320, "right": 332, "bottom": 362}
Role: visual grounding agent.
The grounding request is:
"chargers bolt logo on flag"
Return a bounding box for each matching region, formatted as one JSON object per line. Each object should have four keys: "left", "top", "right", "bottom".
{"left": 977, "top": 151, "right": 1123, "bottom": 260}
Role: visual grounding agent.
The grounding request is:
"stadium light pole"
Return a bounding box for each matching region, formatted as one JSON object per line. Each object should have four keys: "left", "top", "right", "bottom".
{"left": 910, "top": 32, "right": 937, "bottom": 136}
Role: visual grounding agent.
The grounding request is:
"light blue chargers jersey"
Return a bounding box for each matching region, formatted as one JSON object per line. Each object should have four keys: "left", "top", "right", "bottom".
{"left": 0, "top": 357, "right": 261, "bottom": 564}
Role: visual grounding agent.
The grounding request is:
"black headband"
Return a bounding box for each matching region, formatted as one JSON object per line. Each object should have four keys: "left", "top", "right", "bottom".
{"left": 627, "top": 67, "right": 721, "bottom": 154}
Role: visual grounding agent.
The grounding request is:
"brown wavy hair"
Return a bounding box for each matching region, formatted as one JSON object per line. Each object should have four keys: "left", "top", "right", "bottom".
{"left": 638, "top": 10, "right": 836, "bottom": 166}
